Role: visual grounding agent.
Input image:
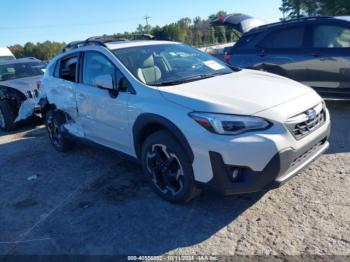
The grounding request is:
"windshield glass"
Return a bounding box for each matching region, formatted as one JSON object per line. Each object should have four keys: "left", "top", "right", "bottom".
{"left": 112, "top": 44, "right": 233, "bottom": 86}
{"left": 0, "top": 61, "right": 44, "bottom": 81}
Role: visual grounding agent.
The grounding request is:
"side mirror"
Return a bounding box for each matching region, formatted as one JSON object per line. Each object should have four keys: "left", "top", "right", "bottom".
{"left": 118, "top": 77, "right": 129, "bottom": 92}
{"left": 95, "top": 74, "right": 114, "bottom": 90}
{"left": 95, "top": 74, "right": 119, "bottom": 98}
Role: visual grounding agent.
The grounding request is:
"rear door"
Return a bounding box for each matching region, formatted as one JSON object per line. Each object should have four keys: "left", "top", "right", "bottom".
{"left": 254, "top": 24, "right": 312, "bottom": 83}
{"left": 75, "top": 51, "right": 132, "bottom": 153}
{"left": 50, "top": 53, "right": 80, "bottom": 119}
{"left": 305, "top": 21, "right": 350, "bottom": 98}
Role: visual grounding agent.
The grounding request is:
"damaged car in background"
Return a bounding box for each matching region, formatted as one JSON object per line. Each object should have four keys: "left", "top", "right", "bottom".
{"left": 0, "top": 58, "right": 44, "bottom": 131}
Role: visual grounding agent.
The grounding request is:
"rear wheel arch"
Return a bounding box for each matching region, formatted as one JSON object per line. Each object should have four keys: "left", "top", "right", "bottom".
{"left": 39, "top": 98, "right": 56, "bottom": 119}
{"left": 132, "top": 113, "right": 194, "bottom": 163}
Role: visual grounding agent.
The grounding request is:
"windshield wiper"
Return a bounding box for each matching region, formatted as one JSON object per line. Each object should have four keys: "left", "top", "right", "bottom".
{"left": 151, "top": 72, "right": 231, "bottom": 86}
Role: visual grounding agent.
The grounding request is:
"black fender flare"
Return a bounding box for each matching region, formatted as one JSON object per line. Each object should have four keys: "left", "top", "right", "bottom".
{"left": 132, "top": 113, "right": 194, "bottom": 163}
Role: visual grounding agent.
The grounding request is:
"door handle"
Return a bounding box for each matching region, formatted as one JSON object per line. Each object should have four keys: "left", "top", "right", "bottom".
{"left": 76, "top": 94, "right": 86, "bottom": 101}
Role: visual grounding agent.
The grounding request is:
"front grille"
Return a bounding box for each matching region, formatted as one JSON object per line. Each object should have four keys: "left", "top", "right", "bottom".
{"left": 286, "top": 103, "right": 326, "bottom": 140}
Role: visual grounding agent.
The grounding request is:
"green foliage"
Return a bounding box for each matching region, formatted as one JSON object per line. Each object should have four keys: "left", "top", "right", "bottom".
{"left": 8, "top": 41, "right": 65, "bottom": 60}
{"left": 280, "top": 0, "right": 350, "bottom": 19}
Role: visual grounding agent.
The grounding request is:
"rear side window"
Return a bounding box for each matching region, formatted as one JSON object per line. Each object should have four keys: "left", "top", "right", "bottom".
{"left": 58, "top": 55, "right": 78, "bottom": 82}
{"left": 260, "top": 26, "right": 305, "bottom": 49}
{"left": 313, "top": 24, "right": 350, "bottom": 48}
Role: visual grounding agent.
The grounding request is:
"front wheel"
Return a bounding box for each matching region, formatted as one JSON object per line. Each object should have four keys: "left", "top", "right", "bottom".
{"left": 141, "top": 130, "right": 200, "bottom": 203}
{"left": 0, "top": 100, "right": 16, "bottom": 131}
{"left": 45, "top": 110, "right": 74, "bottom": 152}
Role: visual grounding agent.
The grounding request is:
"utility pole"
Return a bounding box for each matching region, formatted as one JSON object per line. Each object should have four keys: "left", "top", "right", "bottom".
{"left": 144, "top": 15, "right": 151, "bottom": 33}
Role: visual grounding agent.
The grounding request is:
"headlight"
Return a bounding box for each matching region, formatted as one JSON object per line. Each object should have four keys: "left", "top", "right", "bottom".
{"left": 189, "top": 112, "right": 271, "bottom": 135}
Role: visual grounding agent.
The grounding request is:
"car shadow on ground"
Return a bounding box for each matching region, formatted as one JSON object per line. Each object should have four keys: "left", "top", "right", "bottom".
{"left": 1, "top": 101, "right": 348, "bottom": 255}
{"left": 0, "top": 127, "right": 265, "bottom": 255}
{"left": 325, "top": 101, "right": 350, "bottom": 154}
{"left": 0, "top": 117, "right": 43, "bottom": 138}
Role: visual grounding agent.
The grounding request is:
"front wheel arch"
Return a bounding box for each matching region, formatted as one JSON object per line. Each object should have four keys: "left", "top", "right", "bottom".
{"left": 132, "top": 114, "right": 194, "bottom": 163}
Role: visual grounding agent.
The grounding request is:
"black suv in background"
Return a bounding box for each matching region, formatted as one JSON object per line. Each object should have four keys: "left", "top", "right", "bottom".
{"left": 225, "top": 16, "right": 350, "bottom": 100}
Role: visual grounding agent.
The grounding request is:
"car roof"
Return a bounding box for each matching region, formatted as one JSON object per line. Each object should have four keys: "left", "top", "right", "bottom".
{"left": 247, "top": 16, "right": 350, "bottom": 35}
{"left": 105, "top": 40, "right": 177, "bottom": 50}
{"left": 0, "top": 57, "right": 41, "bottom": 65}
{"left": 336, "top": 16, "right": 350, "bottom": 22}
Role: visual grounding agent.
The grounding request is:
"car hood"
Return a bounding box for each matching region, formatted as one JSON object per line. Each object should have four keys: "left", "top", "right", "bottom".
{"left": 0, "top": 75, "right": 42, "bottom": 93}
{"left": 158, "top": 69, "right": 314, "bottom": 116}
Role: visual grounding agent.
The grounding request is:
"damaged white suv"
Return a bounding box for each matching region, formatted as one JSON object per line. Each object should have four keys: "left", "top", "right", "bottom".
{"left": 39, "top": 37, "right": 331, "bottom": 203}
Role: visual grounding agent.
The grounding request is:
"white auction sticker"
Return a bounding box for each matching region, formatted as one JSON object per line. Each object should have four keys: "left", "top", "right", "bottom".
{"left": 203, "top": 60, "right": 225, "bottom": 70}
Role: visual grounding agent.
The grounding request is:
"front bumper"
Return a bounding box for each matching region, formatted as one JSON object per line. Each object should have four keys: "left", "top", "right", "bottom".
{"left": 200, "top": 133, "right": 330, "bottom": 196}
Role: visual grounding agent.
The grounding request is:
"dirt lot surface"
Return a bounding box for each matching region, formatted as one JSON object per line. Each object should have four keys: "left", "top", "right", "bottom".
{"left": 0, "top": 101, "right": 349, "bottom": 256}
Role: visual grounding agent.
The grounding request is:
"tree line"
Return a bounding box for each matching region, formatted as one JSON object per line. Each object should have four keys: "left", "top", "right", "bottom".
{"left": 8, "top": 11, "right": 238, "bottom": 61}
{"left": 8, "top": 1, "right": 350, "bottom": 60}
{"left": 280, "top": 0, "right": 350, "bottom": 19}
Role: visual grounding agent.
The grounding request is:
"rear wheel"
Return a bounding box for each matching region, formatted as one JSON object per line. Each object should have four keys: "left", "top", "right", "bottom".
{"left": 0, "top": 100, "right": 16, "bottom": 132}
{"left": 141, "top": 130, "right": 200, "bottom": 203}
{"left": 45, "top": 110, "right": 74, "bottom": 152}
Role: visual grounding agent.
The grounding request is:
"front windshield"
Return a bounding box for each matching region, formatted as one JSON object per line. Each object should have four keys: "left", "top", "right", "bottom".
{"left": 113, "top": 44, "right": 233, "bottom": 86}
{"left": 0, "top": 61, "right": 44, "bottom": 81}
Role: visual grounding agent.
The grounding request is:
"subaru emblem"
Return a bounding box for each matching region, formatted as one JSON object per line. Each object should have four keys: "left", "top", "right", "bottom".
{"left": 306, "top": 109, "right": 317, "bottom": 120}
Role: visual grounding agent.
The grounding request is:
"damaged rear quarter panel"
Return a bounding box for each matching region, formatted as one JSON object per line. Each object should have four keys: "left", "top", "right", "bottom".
{"left": 40, "top": 76, "right": 78, "bottom": 119}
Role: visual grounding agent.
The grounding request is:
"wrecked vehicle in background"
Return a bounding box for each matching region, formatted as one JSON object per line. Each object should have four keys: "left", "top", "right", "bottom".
{"left": 0, "top": 47, "right": 16, "bottom": 61}
{"left": 0, "top": 58, "right": 44, "bottom": 131}
{"left": 211, "top": 13, "right": 266, "bottom": 34}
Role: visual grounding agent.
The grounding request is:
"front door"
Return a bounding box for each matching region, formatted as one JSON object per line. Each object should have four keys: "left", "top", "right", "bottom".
{"left": 255, "top": 25, "right": 311, "bottom": 84}
{"left": 75, "top": 51, "right": 131, "bottom": 153}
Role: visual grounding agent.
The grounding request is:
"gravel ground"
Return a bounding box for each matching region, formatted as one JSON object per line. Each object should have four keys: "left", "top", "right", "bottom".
{"left": 0, "top": 101, "right": 349, "bottom": 257}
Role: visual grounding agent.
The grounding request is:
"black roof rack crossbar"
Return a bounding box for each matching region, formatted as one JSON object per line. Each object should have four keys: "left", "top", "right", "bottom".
{"left": 61, "top": 40, "right": 107, "bottom": 53}
{"left": 61, "top": 34, "right": 155, "bottom": 53}
{"left": 87, "top": 34, "right": 155, "bottom": 42}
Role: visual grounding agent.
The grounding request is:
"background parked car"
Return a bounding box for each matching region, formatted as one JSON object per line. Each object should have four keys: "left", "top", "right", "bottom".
{"left": 224, "top": 16, "right": 350, "bottom": 100}
{"left": 0, "top": 47, "right": 16, "bottom": 61}
{"left": 0, "top": 58, "right": 43, "bottom": 131}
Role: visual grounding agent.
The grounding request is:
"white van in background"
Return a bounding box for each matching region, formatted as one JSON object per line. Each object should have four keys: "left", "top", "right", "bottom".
{"left": 0, "top": 47, "right": 16, "bottom": 61}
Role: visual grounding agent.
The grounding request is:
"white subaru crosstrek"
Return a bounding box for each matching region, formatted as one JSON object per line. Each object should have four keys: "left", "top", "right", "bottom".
{"left": 39, "top": 37, "right": 331, "bottom": 203}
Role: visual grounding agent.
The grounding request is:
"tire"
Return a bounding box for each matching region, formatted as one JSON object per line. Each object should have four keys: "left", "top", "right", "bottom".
{"left": 141, "top": 130, "right": 200, "bottom": 203}
{"left": 0, "top": 100, "right": 16, "bottom": 132}
{"left": 45, "top": 110, "right": 74, "bottom": 152}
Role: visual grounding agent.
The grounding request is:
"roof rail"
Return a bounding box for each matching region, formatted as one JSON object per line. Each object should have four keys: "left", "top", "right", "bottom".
{"left": 250, "top": 16, "right": 333, "bottom": 32}
{"left": 87, "top": 33, "right": 155, "bottom": 42}
{"left": 61, "top": 34, "right": 155, "bottom": 53}
{"left": 61, "top": 40, "right": 107, "bottom": 53}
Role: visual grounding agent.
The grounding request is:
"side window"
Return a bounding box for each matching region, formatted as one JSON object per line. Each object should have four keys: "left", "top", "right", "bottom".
{"left": 260, "top": 26, "right": 305, "bottom": 49}
{"left": 83, "top": 52, "right": 115, "bottom": 88}
{"left": 313, "top": 24, "right": 350, "bottom": 48}
{"left": 58, "top": 56, "right": 78, "bottom": 82}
